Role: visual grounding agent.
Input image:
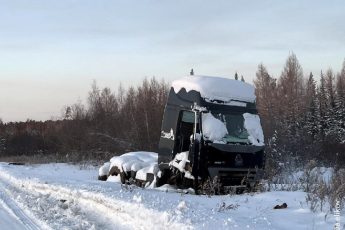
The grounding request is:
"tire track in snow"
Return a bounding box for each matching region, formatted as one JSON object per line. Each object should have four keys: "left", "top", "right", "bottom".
{"left": 0, "top": 180, "right": 41, "bottom": 230}
{"left": 18, "top": 183, "right": 190, "bottom": 230}
{"left": 0, "top": 169, "right": 192, "bottom": 230}
{"left": 0, "top": 173, "right": 122, "bottom": 230}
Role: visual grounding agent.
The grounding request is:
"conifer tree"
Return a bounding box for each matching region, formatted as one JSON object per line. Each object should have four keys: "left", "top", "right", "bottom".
{"left": 304, "top": 72, "right": 318, "bottom": 140}
{"left": 334, "top": 60, "right": 345, "bottom": 142}
{"left": 325, "top": 69, "right": 336, "bottom": 108}
{"left": 324, "top": 69, "right": 337, "bottom": 140}
{"left": 317, "top": 71, "right": 327, "bottom": 140}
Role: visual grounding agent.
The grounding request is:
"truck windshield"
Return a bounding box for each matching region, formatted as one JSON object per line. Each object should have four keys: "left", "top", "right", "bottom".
{"left": 211, "top": 112, "right": 249, "bottom": 144}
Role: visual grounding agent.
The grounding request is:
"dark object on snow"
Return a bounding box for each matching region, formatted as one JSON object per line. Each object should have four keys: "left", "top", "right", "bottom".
{"left": 190, "top": 68, "right": 194, "bottom": 75}
{"left": 273, "top": 203, "right": 288, "bottom": 209}
{"left": 59, "top": 199, "right": 67, "bottom": 203}
{"left": 8, "top": 162, "right": 25, "bottom": 165}
{"left": 98, "top": 175, "right": 107, "bottom": 181}
{"left": 218, "top": 202, "right": 240, "bottom": 212}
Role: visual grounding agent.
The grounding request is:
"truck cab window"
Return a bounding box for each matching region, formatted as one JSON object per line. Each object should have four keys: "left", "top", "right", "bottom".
{"left": 175, "top": 111, "right": 197, "bottom": 153}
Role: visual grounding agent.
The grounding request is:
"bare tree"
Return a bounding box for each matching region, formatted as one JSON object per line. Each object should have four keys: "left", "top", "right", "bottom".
{"left": 254, "top": 64, "right": 277, "bottom": 137}
{"left": 277, "top": 53, "right": 305, "bottom": 132}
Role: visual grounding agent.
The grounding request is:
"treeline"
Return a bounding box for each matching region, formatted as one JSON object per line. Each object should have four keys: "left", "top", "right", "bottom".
{"left": 0, "top": 78, "right": 169, "bottom": 160}
{"left": 0, "top": 54, "right": 344, "bottom": 167}
{"left": 255, "top": 54, "right": 345, "bottom": 168}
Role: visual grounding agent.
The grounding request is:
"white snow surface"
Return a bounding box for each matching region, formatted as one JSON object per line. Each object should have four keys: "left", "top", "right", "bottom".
{"left": 172, "top": 75, "right": 256, "bottom": 103}
{"left": 0, "top": 162, "right": 342, "bottom": 230}
{"left": 243, "top": 113, "right": 265, "bottom": 146}
{"left": 109, "top": 151, "right": 157, "bottom": 173}
{"left": 202, "top": 113, "right": 228, "bottom": 142}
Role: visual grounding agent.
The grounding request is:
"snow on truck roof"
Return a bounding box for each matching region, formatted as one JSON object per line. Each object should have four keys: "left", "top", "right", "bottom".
{"left": 172, "top": 75, "right": 256, "bottom": 103}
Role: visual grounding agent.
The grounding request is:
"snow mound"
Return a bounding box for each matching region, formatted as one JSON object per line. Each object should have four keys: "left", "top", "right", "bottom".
{"left": 109, "top": 151, "right": 158, "bottom": 173}
{"left": 169, "top": 151, "right": 189, "bottom": 172}
{"left": 135, "top": 163, "right": 159, "bottom": 181}
{"left": 107, "top": 175, "right": 121, "bottom": 183}
{"left": 169, "top": 152, "right": 194, "bottom": 180}
{"left": 243, "top": 113, "right": 264, "bottom": 146}
{"left": 202, "top": 113, "right": 228, "bottom": 142}
{"left": 172, "top": 75, "right": 255, "bottom": 103}
{"left": 98, "top": 162, "right": 110, "bottom": 177}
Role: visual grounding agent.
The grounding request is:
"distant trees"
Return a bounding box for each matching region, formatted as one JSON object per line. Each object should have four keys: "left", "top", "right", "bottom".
{"left": 0, "top": 77, "right": 169, "bottom": 159}
{"left": 255, "top": 54, "right": 345, "bottom": 166}
{"left": 85, "top": 77, "right": 169, "bottom": 151}
{"left": 0, "top": 119, "right": 4, "bottom": 156}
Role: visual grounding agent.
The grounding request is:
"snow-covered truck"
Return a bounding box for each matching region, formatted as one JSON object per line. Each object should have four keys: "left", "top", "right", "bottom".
{"left": 100, "top": 75, "right": 265, "bottom": 193}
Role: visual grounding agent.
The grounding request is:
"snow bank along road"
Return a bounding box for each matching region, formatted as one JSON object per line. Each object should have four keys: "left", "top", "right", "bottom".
{"left": 0, "top": 163, "right": 340, "bottom": 230}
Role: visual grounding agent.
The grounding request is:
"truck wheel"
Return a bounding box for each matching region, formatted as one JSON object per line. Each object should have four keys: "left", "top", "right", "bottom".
{"left": 156, "top": 168, "right": 171, "bottom": 187}
{"left": 120, "top": 172, "right": 126, "bottom": 184}
{"left": 98, "top": 175, "right": 108, "bottom": 181}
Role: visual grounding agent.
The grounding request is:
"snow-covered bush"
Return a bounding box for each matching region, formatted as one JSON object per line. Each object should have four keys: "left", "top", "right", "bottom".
{"left": 306, "top": 168, "right": 345, "bottom": 212}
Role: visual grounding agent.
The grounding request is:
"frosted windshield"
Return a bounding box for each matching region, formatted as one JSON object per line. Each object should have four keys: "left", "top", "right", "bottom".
{"left": 210, "top": 112, "right": 249, "bottom": 144}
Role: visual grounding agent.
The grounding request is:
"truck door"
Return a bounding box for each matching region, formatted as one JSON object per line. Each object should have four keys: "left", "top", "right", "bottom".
{"left": 175, "top": 110, "right": 198, "bottom": 154}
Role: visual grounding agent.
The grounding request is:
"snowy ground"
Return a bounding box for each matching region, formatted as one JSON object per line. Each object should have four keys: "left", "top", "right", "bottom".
{"left": 0, "top": 163, "right": 342, "bottom": 230}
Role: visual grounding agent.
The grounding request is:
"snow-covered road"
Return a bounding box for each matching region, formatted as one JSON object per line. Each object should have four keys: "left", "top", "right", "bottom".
{"left": 0, "top": 204, "right": 26, "bottom": 230}
{"left": 0, "top": 163, "right": 341, "bottom": 229}
{"left": 0, "top": 179, "right": 41, "bottom": 230}
{"left": 0, "top": 192, "right": 35, "bottom": 230}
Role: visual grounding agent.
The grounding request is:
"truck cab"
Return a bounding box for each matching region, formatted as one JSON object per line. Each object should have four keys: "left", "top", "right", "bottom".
{"left": 158, "top": 75, "right": 265, "bottom": 191}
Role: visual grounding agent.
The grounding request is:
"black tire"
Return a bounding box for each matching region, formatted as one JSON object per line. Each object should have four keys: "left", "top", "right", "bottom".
{"left": 120, "top": 172, "right": 126, "bottom": 184}
{"left": 157, "top": 166, "right": 174, "bottom": 187}
{"left": 98, "top": 175, "right": 108, "bottom": 181}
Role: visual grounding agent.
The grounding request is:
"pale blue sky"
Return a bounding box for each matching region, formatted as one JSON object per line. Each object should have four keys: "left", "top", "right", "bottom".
{"left": 1, "top": 0, "right": 345, "bottom": 122}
